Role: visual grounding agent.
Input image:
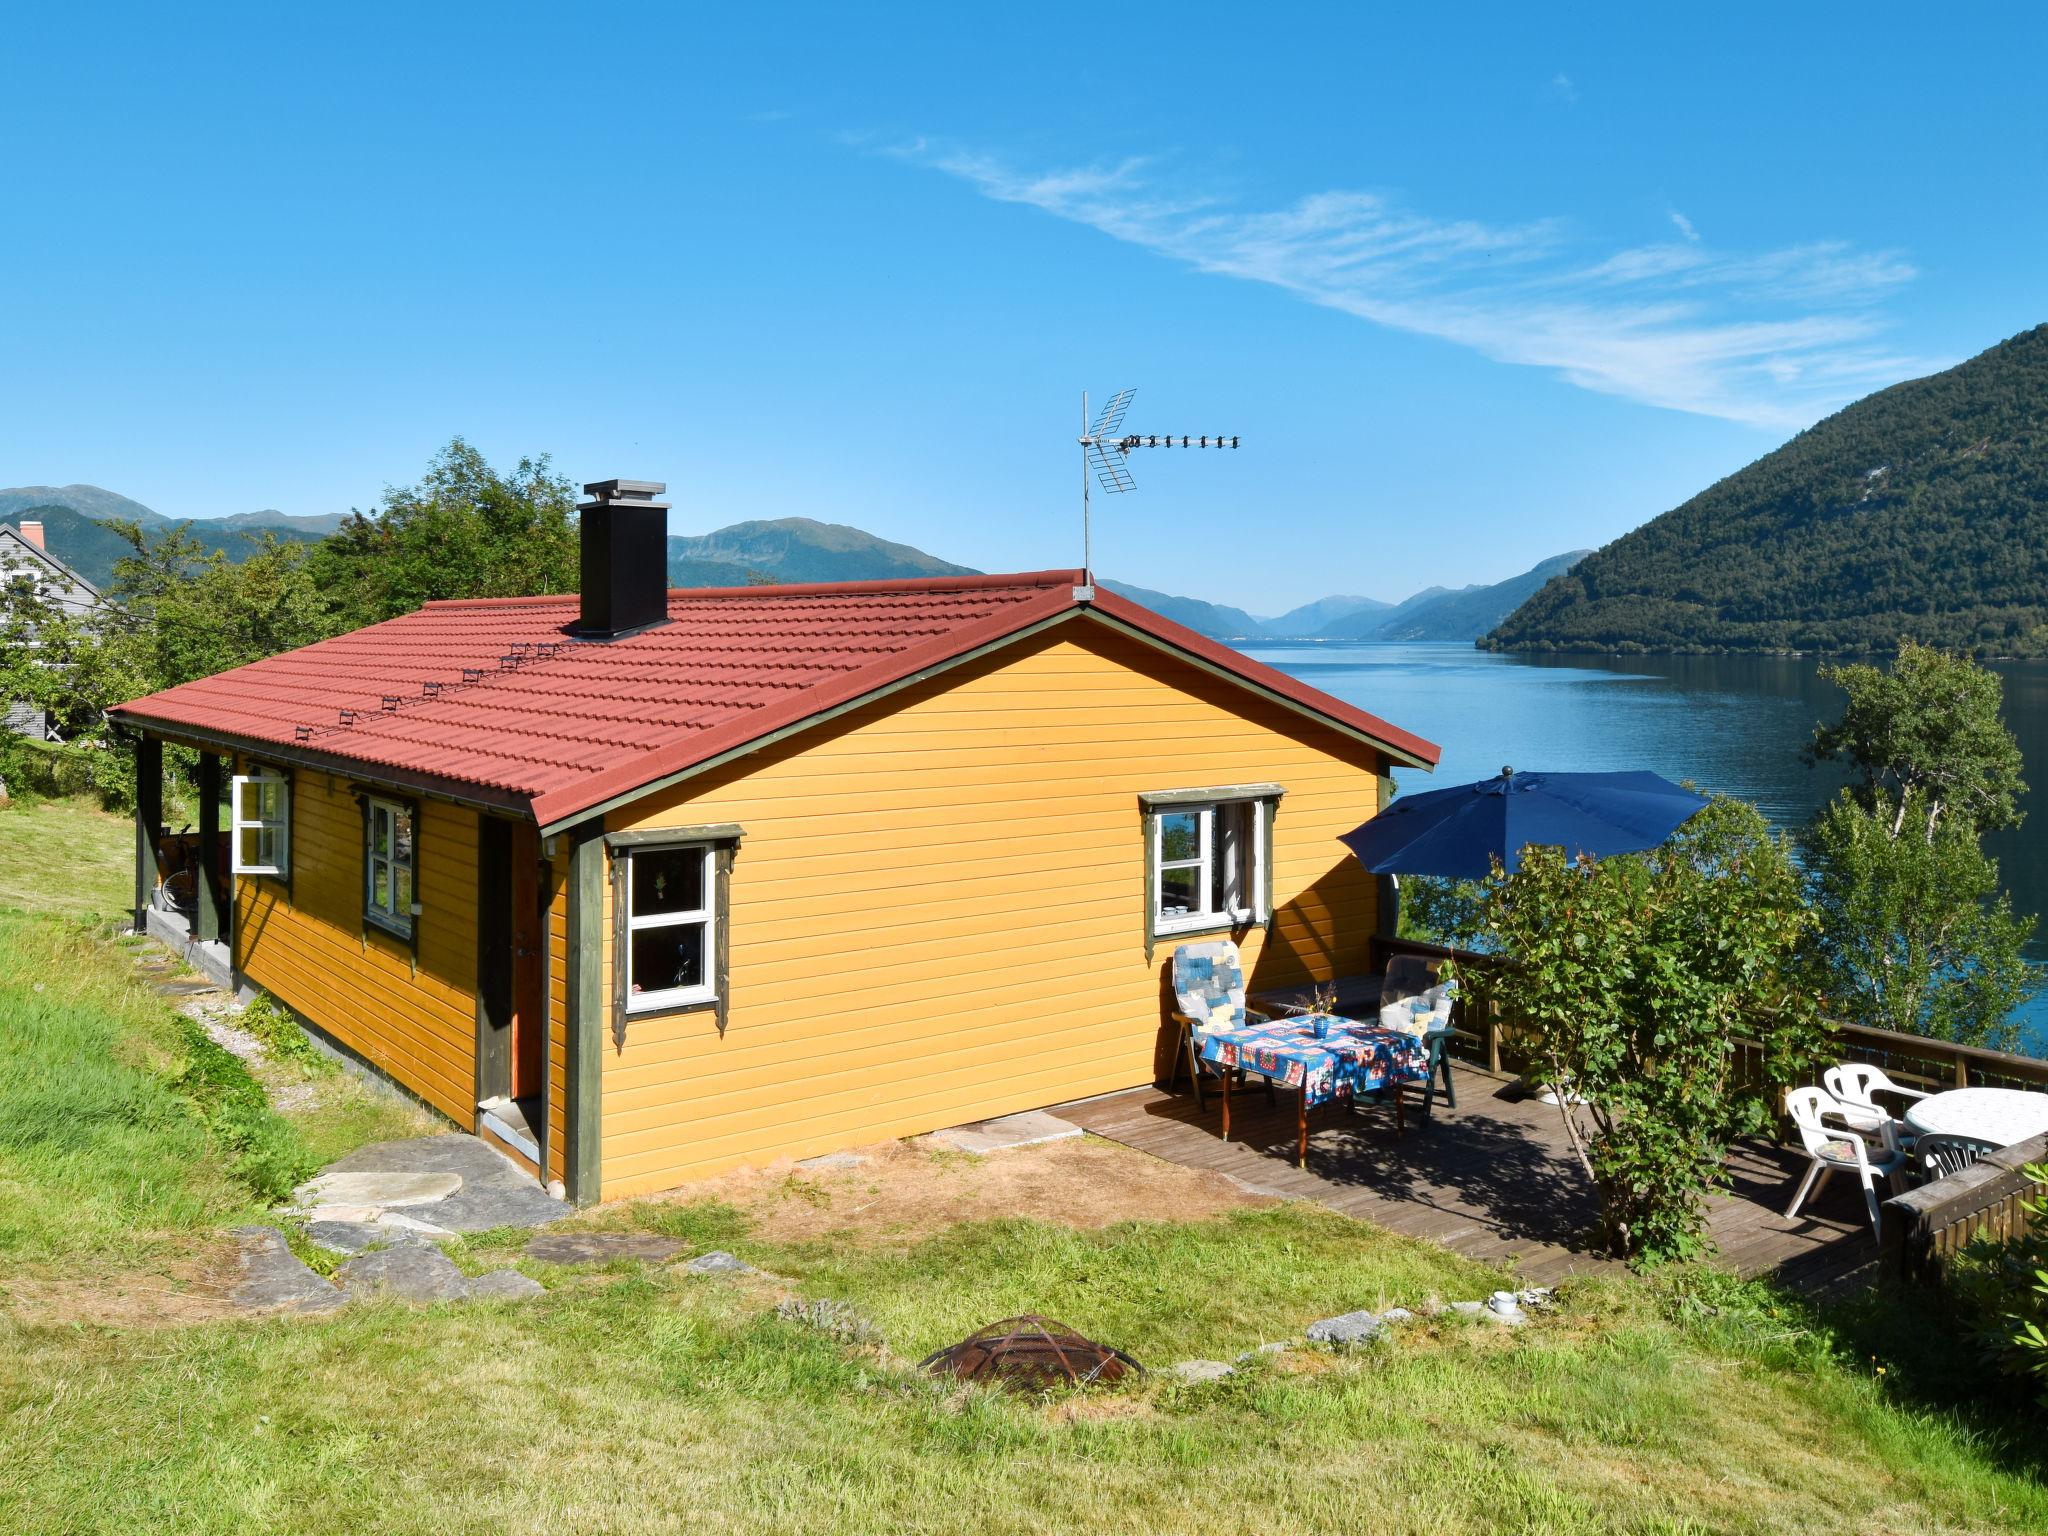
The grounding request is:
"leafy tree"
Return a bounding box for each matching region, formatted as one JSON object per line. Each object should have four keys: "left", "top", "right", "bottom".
{"left": 308, "top": 438, "right": 578, "bottom": 627}
{"left": 1805, "top": 641, "right": 2025, "bottom": 841}
{"left": 1798, "top": 646, "right": 2038, "bottom": 1047}
{"left": 1471, "top": 797, "right": 1824, "bottom": 1263}
{"left": 0, "top": 560, "right": 152, "bottom": 803}
{"left": 107, "top": 524, "right": 335, "bottom": 690}
{"left": 1802, "top": 797, "right": 2034, "bottom": 1049}
{"left": 1396, "top": 876, "right": 1492, "bottom": 951}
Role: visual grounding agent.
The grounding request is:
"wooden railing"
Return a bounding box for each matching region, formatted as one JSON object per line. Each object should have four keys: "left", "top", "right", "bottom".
{"left": 1880, "top": 1133, "right": 2048, "bottom": 1285}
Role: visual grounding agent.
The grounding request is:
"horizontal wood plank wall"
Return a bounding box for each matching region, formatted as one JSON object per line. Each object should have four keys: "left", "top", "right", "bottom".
{"left": 596, "top": 623, "right": 1389, "bottom": 1198}
{"left": 231, "top": 764, "right": 480, "bottom": 1125}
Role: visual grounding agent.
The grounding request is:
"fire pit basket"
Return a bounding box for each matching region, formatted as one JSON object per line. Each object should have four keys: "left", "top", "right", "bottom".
{"left": 917, "top": 1314, "right": 1144, "bottom": 1392}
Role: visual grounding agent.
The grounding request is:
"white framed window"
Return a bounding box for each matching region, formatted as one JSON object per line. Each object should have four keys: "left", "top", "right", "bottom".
{"left": 623, "top": 842, "right": 716, "bottom": 1012}
{"left": 230, "top": 767, "right": 290, "bottom": 877}
{"left": 364, "top": 797, "right": 417, "bottom": 939}
{"left": 1149, "top": 798, "right": 1269, "bottom": 936}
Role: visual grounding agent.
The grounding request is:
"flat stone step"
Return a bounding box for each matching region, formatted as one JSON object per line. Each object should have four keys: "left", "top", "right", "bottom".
{"left": 230, "top": 1226, "right": 344, "bottom": 1314}
{"left": 920, "top": 1109, "right": 1084, "bottom": 1155}
{"left": 523, "top": 1231, "right": 685, "bottom": 1266}
{"left": 293, "top": 1170, "right": 464, "bottom": 1209}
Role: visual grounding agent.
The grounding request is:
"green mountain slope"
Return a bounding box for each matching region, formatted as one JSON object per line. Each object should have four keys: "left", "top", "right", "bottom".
{"left": 4, "top": 503, "right": 329, "bottom": 587}
{"left": 0, "top": 484, "right": 161, "bottom": 526}
{"left": 667, "top": 518, "right": 978, "bottom": 586}
{"left": 1485, "top": 324, "right": 2048, "bottom": 655}
{"left": 1368, "top": 551, "right": 1591, "bottom": 641}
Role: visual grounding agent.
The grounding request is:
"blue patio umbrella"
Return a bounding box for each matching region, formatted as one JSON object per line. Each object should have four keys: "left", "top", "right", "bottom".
{"left": 1338, "top": 767, "right": 1711, "bottom": 881}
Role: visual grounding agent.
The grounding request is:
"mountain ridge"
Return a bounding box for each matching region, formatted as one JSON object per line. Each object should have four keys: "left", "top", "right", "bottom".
{"left": 1485, "top": 324, "right": 2048, "bottom": 656}
{"left": 11, "top": 482, "right": 1577, "bottom": 645}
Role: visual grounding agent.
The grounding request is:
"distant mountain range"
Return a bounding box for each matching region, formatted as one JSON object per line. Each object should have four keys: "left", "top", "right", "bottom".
{"left": 1103, "top": 556, "right": 1586, "bottom": 642}
{"left": 665, "top": 518, "right": 977, "bottom": 587}
{"left": 1325, "top": 551, "right": 1592, "bottom": 641}
{"left": 4, "top": 483, "right": 1580, "bottom": 647}
{"left": 1486, "top": 323, "right": 2048, "bottom": 655}
{"left": 0, "top": 486, "right": 345, "bottom": 586}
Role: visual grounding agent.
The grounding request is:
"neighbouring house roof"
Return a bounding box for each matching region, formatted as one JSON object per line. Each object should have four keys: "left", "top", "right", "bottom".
{"left": 110, "top": 570, "right": 1440, "bottom": 830}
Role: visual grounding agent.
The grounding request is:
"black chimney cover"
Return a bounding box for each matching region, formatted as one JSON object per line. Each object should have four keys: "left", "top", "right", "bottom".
{"left": 577, "top": 479, "right": 671, "bottom": 639}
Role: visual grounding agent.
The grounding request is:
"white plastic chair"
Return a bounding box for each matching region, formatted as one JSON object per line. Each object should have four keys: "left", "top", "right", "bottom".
{"left": 1823, "top": 1062, "right": 1930, "bottom": 1148}
{"left": 1784, "top": 1086, "right": 1906, "bottom": 1239}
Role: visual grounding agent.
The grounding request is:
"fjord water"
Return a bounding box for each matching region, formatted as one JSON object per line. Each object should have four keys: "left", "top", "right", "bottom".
{"left": 1246, "top": 641, "right": 2048, "bottom": 1056}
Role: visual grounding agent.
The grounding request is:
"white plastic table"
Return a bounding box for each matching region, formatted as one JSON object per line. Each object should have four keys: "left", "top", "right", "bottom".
{"left": 1902, "top": 1087, "right": 2048, "bottom": 1148}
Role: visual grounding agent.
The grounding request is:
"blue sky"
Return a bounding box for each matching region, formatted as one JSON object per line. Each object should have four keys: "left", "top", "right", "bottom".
{"left": 4, "top": 3, "right": 2043, "bottom": 613}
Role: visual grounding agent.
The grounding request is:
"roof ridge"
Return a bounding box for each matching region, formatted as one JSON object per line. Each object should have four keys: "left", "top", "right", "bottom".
{"left": 420, "top": 568, "right": 1085, "bottom": 610}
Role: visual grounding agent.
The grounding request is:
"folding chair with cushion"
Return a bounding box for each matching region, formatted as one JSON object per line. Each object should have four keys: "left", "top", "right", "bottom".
{"left": 1167, "top": 940, "right": 1269, "bottom": 1113}
{"left": 1822, "top": 1062, "right": 1929, "bottom": 1150}
{"left": 1783, "top": 1086, "right": 1906, "bottom": 1239}
{"left": 1376, "top": 954, "right": 1439, "bottom": 1013}
{"left": 1916, "top": 1132, "right": 1998, "bottom": 1184}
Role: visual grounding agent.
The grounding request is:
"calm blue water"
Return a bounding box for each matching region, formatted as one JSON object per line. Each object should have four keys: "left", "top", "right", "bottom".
{"left": 1246, "top": 641, "right": 2048, "bottom": 1057}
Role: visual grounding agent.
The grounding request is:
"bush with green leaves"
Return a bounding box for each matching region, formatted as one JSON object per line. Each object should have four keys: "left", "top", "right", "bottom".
{"left": 237, "top": 992, "right": 331, "bottom": 1076}
{"left": 1468, "top": 796, "right": 1825, "bottom": 1263}
{"left": 171, "top": 1014, "right": 315, "bottom": 1203}
{"left": 1948, "top": 1166, "right": 2048, "bottom": 1408}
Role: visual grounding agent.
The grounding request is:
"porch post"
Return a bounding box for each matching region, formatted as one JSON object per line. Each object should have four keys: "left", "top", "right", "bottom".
{"left": 562, "top": 822, "right": 606, "bottom": 1206}
{"left": 1374, "top": 770, "right": 1400, "bottom": 939}
{"left": 195, "top": 753, "right": 224, "bottom": 945}
{"left": 133, "top": 735, "right": 163, "bottom": 933}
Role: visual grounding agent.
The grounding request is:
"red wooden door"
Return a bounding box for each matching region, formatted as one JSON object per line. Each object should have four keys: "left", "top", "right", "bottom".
{"left": 509, "top": 825, "right": 545, "bottom": 1101}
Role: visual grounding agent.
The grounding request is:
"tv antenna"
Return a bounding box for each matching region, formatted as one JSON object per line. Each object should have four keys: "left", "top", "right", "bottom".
{"left": 1076, "top": 388, "right": 1240, "bottom": 598}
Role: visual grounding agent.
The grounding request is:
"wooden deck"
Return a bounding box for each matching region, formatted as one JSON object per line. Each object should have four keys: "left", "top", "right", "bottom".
{"left": 1054, "top": 1071, "right": 1878, "bottom": 1292}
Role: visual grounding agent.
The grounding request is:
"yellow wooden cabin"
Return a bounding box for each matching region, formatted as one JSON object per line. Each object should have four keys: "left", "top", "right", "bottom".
{"left": 112, "top": 480, "right": 1439, "bottom": 1202}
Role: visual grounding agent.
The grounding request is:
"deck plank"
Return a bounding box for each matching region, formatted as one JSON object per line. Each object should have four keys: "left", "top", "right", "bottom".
{"left": 1054, "top": 1071, "right": 1870, "bottom": 1290}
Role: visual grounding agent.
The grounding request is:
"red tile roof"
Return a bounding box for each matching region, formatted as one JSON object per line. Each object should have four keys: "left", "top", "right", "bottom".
{"left": 111, "top": 570, "right": 1439, "bottom": 829}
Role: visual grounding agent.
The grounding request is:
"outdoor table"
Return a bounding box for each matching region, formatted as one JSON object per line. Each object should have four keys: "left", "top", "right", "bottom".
{"left": 1196, "top": 1016, "right": 1429, "bottom": 1167}
{"left": 1902, "top": 1087, "right": 2048, "bottom": 1149}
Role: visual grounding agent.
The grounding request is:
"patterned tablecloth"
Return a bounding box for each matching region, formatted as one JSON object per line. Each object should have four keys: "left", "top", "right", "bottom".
{"left": 1196, "top": 1017, "right": 1429, "bottom": 1108}
{"left": 1903, "top": 1087, "right": 2048, "bottom": 1147}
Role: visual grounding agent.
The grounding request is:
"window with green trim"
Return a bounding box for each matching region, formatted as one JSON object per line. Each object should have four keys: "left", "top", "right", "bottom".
{"left": 623, "top": 842, "right": 716, "bottom": 1012}
{"left": 364, "top": 797, "right": 416, "bottom": 938}
{"left": 1150, "top": 799, "right": 1266, "bottom": 935}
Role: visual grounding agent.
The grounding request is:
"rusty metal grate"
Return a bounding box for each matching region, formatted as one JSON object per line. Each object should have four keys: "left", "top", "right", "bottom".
{"left": 917, "top": 1315, "right": 1144, "bottom": 1393}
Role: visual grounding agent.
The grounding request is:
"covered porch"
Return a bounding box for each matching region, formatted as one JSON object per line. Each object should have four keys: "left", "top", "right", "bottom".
{"left": 129, "top": 735, "right": 236, "bottom": 991}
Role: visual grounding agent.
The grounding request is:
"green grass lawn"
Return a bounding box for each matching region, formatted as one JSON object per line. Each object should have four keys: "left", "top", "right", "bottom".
{"left": 0, "top": 795, "right": 132, "bottom": 923}
{"left": 1, "top": 821, "right": 2044, "bottom": 1532}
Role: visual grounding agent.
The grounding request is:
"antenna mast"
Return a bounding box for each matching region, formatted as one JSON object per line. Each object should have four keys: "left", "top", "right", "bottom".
{"left": 1076, "top": 387, "right": 1239, "bottom": 600}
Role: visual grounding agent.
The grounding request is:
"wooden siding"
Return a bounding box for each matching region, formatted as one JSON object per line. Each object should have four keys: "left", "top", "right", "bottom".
{"left": 596, "top": 621, "right": 1392, "bottom": 1198}
{"left": 231, "top": 764, "right": 480, "bottom": 1126}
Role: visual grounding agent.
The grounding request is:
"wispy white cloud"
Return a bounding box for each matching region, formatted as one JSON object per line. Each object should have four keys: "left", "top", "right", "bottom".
{"left": 1550, "top": 72, "right": 1578, "bottom": 103}
{"left": 887, "top": 141, "right": 1933, "bottom": 429}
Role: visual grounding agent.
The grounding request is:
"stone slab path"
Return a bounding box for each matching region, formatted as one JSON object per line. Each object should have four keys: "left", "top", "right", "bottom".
{"left": 229, "top": 1226, "right": 345, "bottom": 1314}
{"left": 296, "top": 1136, "right": 569, "bottom": 1241}
{"left": 524, "top": 1232, "right": 686, "bottom": 1265}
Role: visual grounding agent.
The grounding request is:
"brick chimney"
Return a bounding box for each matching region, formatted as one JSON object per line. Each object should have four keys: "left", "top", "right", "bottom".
{"left": 18, "top": 519, "right": 45, "bottom": 551}
{"left": 576, "top": 480, "right": 671, "bottom": 638}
